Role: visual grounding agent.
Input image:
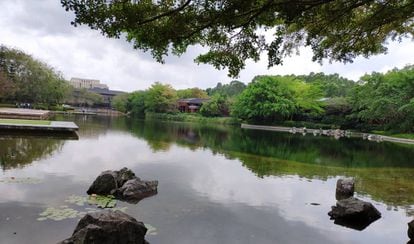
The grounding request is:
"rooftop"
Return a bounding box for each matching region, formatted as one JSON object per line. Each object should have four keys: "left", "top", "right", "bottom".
{"left": 88, "top": 87, "right": 126, "bottom": 96}
{"left": 178, "top": 98, "right": 210, "bottom": 104}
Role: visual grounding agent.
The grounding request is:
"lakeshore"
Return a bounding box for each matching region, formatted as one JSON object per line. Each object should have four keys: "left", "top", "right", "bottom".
{"left": 241, "top": 124, "right": 414, "bottom": 145}
{"left": 0, "top": 108, "right": 50, "bottom": 120}
{"left": 0, "top": 119, "right": 78, "bottom": 132}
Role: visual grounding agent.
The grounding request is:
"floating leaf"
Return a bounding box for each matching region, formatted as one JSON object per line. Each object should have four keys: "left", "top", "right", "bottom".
{"left": 37, "top": 195, "right": 127, "bottom": 222}
{"left": 37, "top": 207, "right": 83, "bottom": 221}
{"left": 65, "top": 195, "right": 88, "bottom": 206}
{"left": 88, "top": 195, "right": 117, "bottom": 208}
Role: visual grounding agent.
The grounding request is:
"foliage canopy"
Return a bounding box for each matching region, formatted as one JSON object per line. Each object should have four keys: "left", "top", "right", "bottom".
{"left": 233, "top": 75, "right": 325, "bottom": 121}
{"left": 62, "top": 0, "right": 414, "bottom": 76}
{"left": 145, "top": 82, "right": 178, "bottom": 113}
{"left": 350, "top": 65, "right": 414, "bottom": 132}
{"left": 0, "top": 46, "right": 70, "bottom": 105}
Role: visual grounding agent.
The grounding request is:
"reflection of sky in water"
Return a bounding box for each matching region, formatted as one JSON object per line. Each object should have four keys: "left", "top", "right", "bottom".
{"left": 0, "top": 123, "right": 412, "bottom": 243}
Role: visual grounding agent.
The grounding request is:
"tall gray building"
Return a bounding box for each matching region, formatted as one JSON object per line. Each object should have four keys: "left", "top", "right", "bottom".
{"left": 69, "top": 77, "right": 109, "bottom": 89}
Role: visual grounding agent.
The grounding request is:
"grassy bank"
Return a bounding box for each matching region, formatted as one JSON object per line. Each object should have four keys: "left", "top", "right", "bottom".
{"left": 145, "top": 112, "right": 240, "bottom": 125}
{"left": 371, "top": 130, "right": 414, "bottom": 140}
{"left": 0, "top": 119, "right": 51, "bottom": 125}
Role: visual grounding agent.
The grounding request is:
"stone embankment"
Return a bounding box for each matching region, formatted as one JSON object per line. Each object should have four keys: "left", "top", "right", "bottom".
{"left": 241, "top": 124, "right": 414, "bottom": 145}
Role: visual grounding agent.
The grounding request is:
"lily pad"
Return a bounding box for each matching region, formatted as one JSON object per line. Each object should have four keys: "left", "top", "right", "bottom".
{"left": 65, "top": 194, "right": 117, "bottom": 208}
{"left": 37, "top": 207, "right": 83, "bottom": 221}
{"left": 65, "top": 195, "right": 87, "bottom": 206}
{"left": 38, "top": 195, "right": 127, "bottom": 222}
{"left": 88, "top": 194, "right": 117, "bottom": 208}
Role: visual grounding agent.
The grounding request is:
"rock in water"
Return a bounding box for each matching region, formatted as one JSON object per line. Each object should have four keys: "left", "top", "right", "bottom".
{"left": 86, "top": 171, "right": 118, "bottom": 195}
{"left": 116, "top": 168, "right": 137, "bottom": 187}
{"left": 328, "top": 197, "right": 381, "bottom": 230}
{"left": 336, "top": 178, "right": 355, "bottom": 200}
{"left": 409, "top": 220, "right": 414, "bottom": 240}
{"left": 87, "top": 168, "right": 157, "bottom": 203}
{"left": 113, "top": 179, "right": 158, "bottom": 203}
{"left": 58, "top": 210, "right": 148, "bottom": 244}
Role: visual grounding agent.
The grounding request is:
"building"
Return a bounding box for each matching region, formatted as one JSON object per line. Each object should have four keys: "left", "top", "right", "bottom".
{"left": 178, "top": 98, "right": 210, "bottom": 113}
{"left": 69, "top": 77, "right": 109, "bottom": 89}
{"left": 88, "top": 87, "right": 126, "bottom": 107}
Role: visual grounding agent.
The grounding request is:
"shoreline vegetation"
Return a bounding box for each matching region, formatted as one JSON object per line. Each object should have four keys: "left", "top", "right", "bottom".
{"left": 2, "top": 45, "right": 414, "bottom": 140}
{"left": 144, "top": 112, "right": 240, "bottom": 125}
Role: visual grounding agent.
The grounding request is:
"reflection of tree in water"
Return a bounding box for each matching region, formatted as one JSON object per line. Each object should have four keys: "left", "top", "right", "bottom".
{"left": 0, "top": 137, "right": 65, "bottom": 170}
{"left": 127, "top": 119, "right": 414, "bottom": 212}
{"left": 54, "top": 115, "right": 129, "bottom": 139}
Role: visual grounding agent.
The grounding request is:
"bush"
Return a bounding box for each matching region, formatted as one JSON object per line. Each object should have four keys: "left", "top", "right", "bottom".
{"left": 145, "top": 112, "right": 240, "bottom": 125}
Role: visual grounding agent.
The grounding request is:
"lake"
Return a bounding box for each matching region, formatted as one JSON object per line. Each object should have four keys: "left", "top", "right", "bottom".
{"left": 0, "top": 115, "right": 413, "bottom": 244}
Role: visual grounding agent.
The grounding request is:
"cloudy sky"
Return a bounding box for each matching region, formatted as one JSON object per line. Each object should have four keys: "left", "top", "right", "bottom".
{"left": 0, "top": 0, "right": 413, "bottom": 92}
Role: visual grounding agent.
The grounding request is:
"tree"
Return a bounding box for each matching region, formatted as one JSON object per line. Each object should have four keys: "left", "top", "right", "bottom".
{"left": 145, "top": 82, "right": 178, "bottom": 113}
{"left": 111, "top": 93, "right": 130, "bottom": 112}
{"left": 0, "top": 45, "right": 70, "bottom": 105}
{"left": 200, "top": 93, "right": 230, "bottom": 117}
{"left": 232, "top": 76, "right": 297, "bottom": 121}
{"left": 297, "top": 73, "right": 355, "bottom": 98}
{"left": 232, "top": 75, "right": 323, "bottom": 122}
{"left": 0, "top": 70, "right": 15, "bottom": 101}
{"left": 206, "top": 80, "right": 246, "bottom": 97}
{"left": 66, "top": 88, "right": 104, "bottom": 106}
{"left": 177, "top": 88, "right": 209, "bottom": 99}
{"left": 126, "top": 91, "right": 147, "bottom": 117}
{"left": 62, "top": 0, "right": 414, "bottom": 77}
{"left": 349, "top": 65, "right": 414, "bottom": 132}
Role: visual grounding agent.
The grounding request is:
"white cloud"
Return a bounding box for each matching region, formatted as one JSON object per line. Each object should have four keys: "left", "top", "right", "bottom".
{"left": 0, "top": 0, "right": 413, "bottom": 92}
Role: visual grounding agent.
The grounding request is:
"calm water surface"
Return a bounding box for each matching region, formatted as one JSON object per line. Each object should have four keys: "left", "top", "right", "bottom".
{"left": 1, "top": 115, "right": 414, "bottom": 244}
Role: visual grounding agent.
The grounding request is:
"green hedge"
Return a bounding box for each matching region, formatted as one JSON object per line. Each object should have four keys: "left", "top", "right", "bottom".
{"left": 0, "top": 103, "right": 16, "bottom": 108}
{"left": 145, "top": 112, "right": 240, "bottom": 125}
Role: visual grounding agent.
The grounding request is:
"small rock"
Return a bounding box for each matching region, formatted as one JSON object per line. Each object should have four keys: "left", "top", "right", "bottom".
{"left": 87, "top": 168, "right": 157, "bottom": 203}
{"left": 58, "top": 210, "right": 148, "bottom": 244}
{"left": 113, "top": 179, "right": 158, "bottom": 203}
{"left": 116, "top": 168, "right": 137, "bottom": 187}
{"left": 336, "top": 178, "right": 355, "bottom": 200}
{"left": 409, "top": 220, "right": 414, "bottom": 240}
{"left": 86, "top": 171, "right": 118, "bottom": 195}
{"left": 328, "top": 197, "right": 381, "bottom": 230}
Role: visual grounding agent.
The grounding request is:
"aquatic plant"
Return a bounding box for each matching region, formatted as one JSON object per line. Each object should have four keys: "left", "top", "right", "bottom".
{"left": 38, "top": 195, "right": 126, "bottom": 221}
{"left": 37, "top": 206, "right": 83, "bottom": 221}
{"left": 65, "top": 194, "right": 117, "bottom": 208}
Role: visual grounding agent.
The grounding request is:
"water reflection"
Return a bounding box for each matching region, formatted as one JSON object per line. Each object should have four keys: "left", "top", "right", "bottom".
{"left": 127, "top": 119, "right": 414, "bottom": 211}
{"left": 0, "top": 116, "right": 413, "bottom": 244}
{"left": 0, "top": 134, "right": 66, "bottom": 170}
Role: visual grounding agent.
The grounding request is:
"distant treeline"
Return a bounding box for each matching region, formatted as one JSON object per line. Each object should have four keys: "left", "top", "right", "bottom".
{"left": 114, "top": 65, "right": 414, "bottom": 133}
{"left": 0, "top": 45, "right": 106, "bottom": 109}
{"left": 2, "top": 45, "right": 413, "bottom": 133}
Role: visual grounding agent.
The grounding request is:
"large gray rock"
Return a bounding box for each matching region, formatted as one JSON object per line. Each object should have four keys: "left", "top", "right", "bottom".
{"left": 87, "top": 168, "right": 157, "bottom": 203}
{"left": 409, "top": 220, "right": 414, "bottom": 240}
{"left": 58, "top": 210, "right": 148, "bottom": 244}
{"left": 86, "top": 171, "right": 119, "bottom": 195}
{"left": 328, "top": 197, "right": 381, "bottom": 230}
{"left": 113, "top": 179, "right": 158, "bottom": 203}
{"left": 335, "top": 178, "right": 355, "bottom": 200}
